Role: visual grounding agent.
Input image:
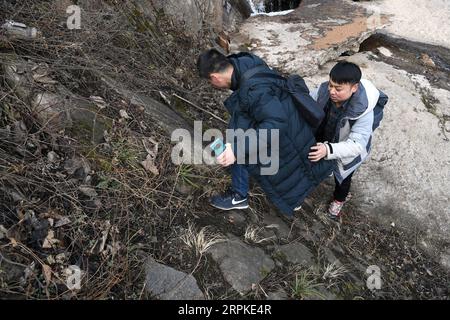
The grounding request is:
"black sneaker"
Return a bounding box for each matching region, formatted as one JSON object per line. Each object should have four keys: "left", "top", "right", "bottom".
{"left": 210, "top": 189, "right": 249, "bottom": 211}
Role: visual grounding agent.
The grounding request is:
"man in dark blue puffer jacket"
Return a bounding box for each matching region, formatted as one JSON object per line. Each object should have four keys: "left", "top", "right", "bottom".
{"left": 197, "top": 49, "right": 333, "bottom": 217}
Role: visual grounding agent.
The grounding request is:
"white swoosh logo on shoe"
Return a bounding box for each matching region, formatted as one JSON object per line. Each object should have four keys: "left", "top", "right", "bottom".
{"left": 232, "top": 198, "right": 247, "bottom": 205}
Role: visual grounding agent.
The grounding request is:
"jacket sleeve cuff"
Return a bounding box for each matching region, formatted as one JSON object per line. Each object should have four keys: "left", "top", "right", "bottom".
{"left": 325, "top": 142, "right": 337, "bottom": 160}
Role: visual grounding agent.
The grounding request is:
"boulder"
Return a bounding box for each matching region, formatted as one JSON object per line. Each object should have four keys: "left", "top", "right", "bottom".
{"left": 208, "top": 237, "right": 275, "bottom": 294}
{"left": 145, "top": 257, "right": 205, "bottom": 300}
{"left": 275, "top": 242, "right": 315, "bottom": 267}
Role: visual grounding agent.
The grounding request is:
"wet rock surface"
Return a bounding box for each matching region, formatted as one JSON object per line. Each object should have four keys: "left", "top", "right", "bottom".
{"left": 231, "top": 0, "right": 385, "bottom": 76}
{"left": 360, "top": 33, "right": 450, "bottom": 92}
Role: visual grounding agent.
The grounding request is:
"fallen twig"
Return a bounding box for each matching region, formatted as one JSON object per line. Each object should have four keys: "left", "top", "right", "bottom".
{"left": 172, "top": 93, "right": 227, "bottom": 124}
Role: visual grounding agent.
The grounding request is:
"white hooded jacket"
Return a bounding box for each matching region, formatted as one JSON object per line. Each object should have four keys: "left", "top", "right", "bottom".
{"left": 311, "top": 79, "right": 381, "bottom": 183}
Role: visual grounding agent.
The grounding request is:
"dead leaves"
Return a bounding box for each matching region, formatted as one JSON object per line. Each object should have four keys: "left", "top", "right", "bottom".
{"left": 42, "top": 264, "right": 53, "bottom": 284}
{"left": 54, "top": 217, "right": 71, "bottom": 228}
{"left": 141, "top": 155, "right": 159, "bottom": 175}
{"left": 119, "top": 109, "right": 131, "bottom": 120}
{"left": 10, "top": 237, "right": 18, "bottom": 247}
{"left": 42, "top": 230, "right": 61, "bottom": 249}
{"left": 78, "top": 186, "right": 98, "bottom": 198}
{"left": 90, "top": 95, "right": 107, "bottom": 110}
{"left": 0, "top": 224, "right": 8, "bottom": 240}
{"left": 31, "top": 63, "right": 58, "bottom": 85}
{"left": 140, "top": 137, "right": 159, "bottom": 175}
{"left": 39, "top": 211, "right": 72, "bottom": 228}
{"left": 89, "top": 220, "right": 123, "bottom": 259}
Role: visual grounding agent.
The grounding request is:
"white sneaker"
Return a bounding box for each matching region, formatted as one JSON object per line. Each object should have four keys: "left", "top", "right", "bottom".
{"left": 328, "top": 200, "right": 345, "bottom": 220}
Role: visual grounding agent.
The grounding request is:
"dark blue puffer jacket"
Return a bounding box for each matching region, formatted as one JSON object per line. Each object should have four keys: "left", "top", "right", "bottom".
{"left": 224, "top": 52, "right": 333, "bottom": 215}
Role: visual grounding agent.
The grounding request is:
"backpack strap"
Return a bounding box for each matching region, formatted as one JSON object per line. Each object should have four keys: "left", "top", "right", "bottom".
{"left": 240, "top": 66, "right": 285, "bottom": 85}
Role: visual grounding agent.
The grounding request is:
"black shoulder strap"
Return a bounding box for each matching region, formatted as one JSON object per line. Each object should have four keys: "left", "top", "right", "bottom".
{"left": 240, "top": 66, "right": 285, "bottom": 85}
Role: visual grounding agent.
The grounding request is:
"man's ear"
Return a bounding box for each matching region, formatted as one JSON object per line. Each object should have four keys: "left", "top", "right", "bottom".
{"left": 209, "top": 73, "right": 219, "bottom": 82}
{"left": 351, "top": 83, "right": 359, "bottom": 94}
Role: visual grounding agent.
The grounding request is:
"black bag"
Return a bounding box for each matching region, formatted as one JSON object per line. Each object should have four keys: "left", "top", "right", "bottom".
{"left": 241, "top": 66, "right": 325, "bottom": 130}
{"left": 372, "top": 91, "right": 389, "bottom": 131}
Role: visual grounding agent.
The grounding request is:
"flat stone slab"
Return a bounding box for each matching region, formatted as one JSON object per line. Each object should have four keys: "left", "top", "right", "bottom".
{"left": 321, "top": 247, "right": 343, "bottom": 267}
{"left": 263, "top": 212, "right": 292, "bottom": 240}
{"left": 267, "top": 289, "right": 289, "bottom": 300}
{"left": 208, "top": 238, "right": 275, "bottom": 294}
{"left": 275, "top": 242, "right": 314, "bottom": 267}
{"left": 145, "top": 257, "right": 205, "bottom": 300}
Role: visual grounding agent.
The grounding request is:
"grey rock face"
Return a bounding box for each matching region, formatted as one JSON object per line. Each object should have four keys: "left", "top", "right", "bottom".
{"left": 145, "top": 257, "right": 205, "bottom": 300}
{"left": 275, "top": 242, "right": 314, "bottom": 267}
{"left": 208, "top": 238, "right": 275, "bottom": 294}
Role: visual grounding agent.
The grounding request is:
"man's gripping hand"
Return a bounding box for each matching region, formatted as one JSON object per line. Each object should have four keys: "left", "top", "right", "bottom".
{"left": 217, "top": 143, "right": 236, "bottom": 167}
{"left": 309, "top": 143, "right": 328, "bottom": 162}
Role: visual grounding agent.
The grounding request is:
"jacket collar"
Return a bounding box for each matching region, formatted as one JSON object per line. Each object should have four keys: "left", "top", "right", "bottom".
{"left": 318, "top": 81, "right": 368, "bottom": 120}
{"left": 230, "top": 60, "right": 239, "bottom": 91}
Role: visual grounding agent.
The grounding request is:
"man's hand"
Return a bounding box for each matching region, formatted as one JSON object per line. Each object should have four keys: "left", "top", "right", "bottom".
{"left": 217, "top": 144, "right": 236, "bottom": 167}
{"left": 309, "top": 143, "right": 327, "bottom": 162}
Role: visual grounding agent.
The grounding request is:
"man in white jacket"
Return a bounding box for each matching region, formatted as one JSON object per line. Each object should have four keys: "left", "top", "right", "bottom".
{"left": 309, "top": 61, "right": 384, "bottom": 220}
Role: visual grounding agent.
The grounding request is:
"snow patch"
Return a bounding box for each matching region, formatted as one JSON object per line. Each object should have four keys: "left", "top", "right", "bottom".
{"left": 378, "top": 47, "right": 393, "bottom": 58}
{"left": 251, "top": 9, "right": 294, "bottom": 17}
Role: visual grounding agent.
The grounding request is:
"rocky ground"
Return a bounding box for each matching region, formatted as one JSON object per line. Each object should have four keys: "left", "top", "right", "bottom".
{"left": 1, "top": 0, "right": 449, "bottom": 300}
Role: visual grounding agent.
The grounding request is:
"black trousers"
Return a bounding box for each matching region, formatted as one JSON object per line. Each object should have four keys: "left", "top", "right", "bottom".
{"left": 334, "top": 172, "right": 354, "bottom": 202}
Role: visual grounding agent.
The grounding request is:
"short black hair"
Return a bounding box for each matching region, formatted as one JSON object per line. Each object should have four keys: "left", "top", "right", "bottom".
{"left": 330, "top": 61, "right": 362, "bottom": 85}
{"left": 197, "top": 49, "right": 232, "bottom": 79}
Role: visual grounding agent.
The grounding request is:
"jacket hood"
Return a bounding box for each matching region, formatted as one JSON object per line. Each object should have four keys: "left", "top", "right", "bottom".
{"left": 346, "top": 79, "right": 380, "bottom": 119}
{"left": 228, "top": 52, "right": 268, "bottom": 91}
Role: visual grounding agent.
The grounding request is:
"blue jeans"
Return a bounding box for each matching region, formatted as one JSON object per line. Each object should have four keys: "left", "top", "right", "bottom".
{"left": 231, "top": 164, "right": 249, "bottom": 198}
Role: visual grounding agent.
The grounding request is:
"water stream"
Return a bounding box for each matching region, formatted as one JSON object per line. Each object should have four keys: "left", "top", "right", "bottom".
{"left": 246, "top": 0, "right": 301, "bottom": 16}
